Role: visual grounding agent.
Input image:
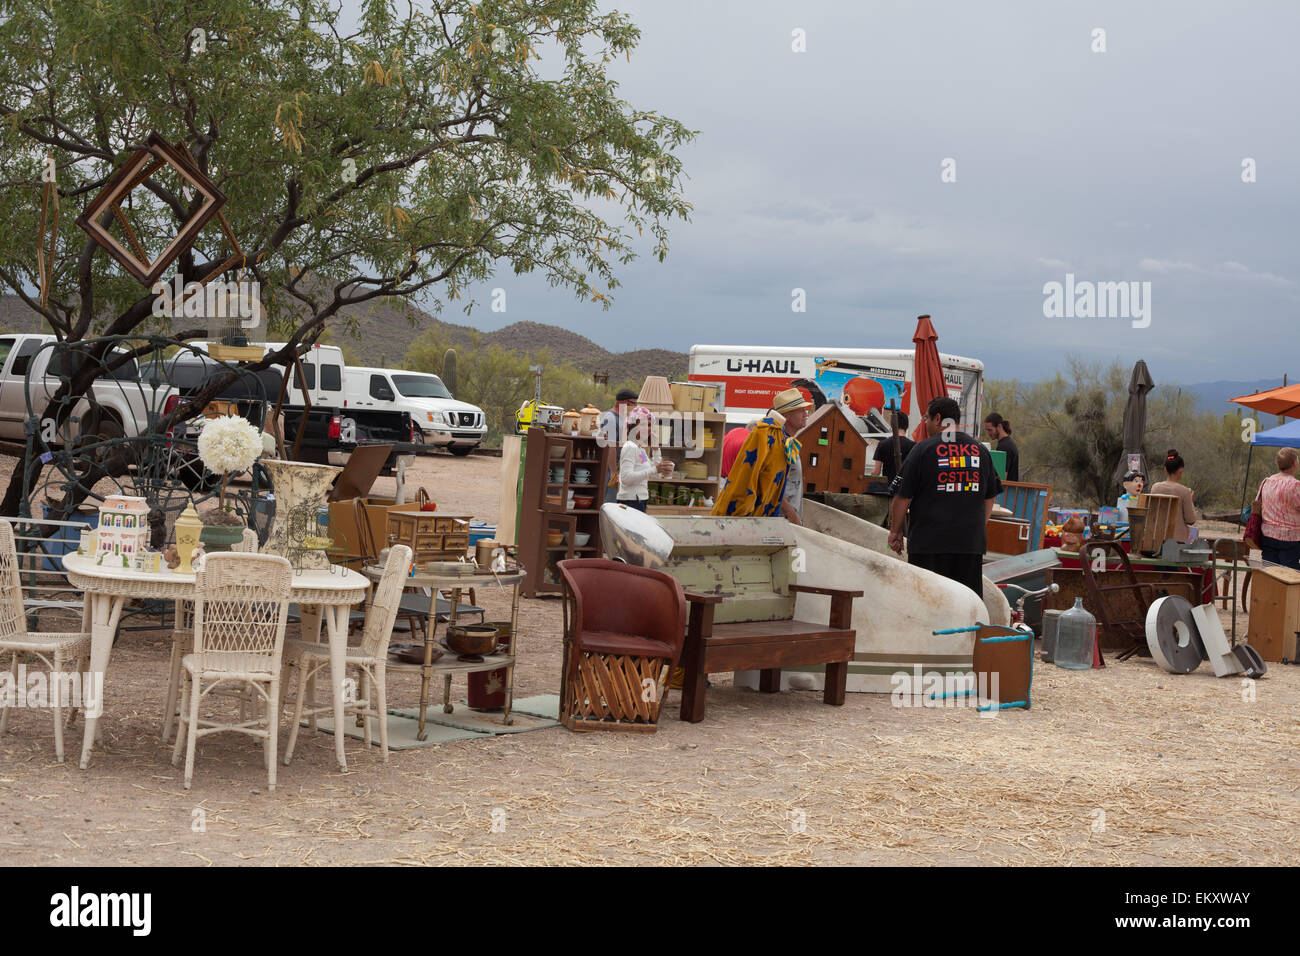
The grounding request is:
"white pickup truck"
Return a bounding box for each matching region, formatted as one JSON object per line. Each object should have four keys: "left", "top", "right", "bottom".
{"left": 343, "top": 366, "right": 486, "bottom": 455}
{"left": 0, "top": 333, "right": 172, "bottom": 444}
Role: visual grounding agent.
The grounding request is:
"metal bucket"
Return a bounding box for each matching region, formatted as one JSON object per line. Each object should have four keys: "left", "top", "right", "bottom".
{"left": 467, "top": 621, "right": 512, "bottom": 710}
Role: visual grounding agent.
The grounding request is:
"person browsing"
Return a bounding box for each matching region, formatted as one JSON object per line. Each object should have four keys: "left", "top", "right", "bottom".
{"left": 711, "top": 387, "right": 810, "bottom": 523}
{"left": 1148, "top": 449, "right": 1198, "bottom": 542}
{"left": 617, "top": 406, "right": 673, "bottom": 512}
{"left": 889, "top": 397, "right": 998, "bottom": 596}
{"left": 1255, "top": 447, "right": 1300, "bottom": 569}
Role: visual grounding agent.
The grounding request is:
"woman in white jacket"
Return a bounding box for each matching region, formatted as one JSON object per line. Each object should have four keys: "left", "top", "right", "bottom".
{"left": 618, "top": 406, "right": 672, "bottom": 511}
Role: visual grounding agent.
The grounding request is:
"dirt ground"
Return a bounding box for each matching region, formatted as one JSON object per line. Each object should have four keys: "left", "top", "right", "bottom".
{"left": 1, "top": 452, "right": 1297, "bottom": 866}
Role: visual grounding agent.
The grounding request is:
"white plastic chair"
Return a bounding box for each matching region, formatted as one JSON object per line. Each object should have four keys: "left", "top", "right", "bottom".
{"left": 0, "top": 522, "right": 91, "bottom": 762}
{"left": 171, "top": 552, "right": 292, "bottom": 791}
{"left": 282, "top": 545, "right": 412, "bottom": 764}
{"left": 161, "top": 528, "right": 258, "bottom": 743}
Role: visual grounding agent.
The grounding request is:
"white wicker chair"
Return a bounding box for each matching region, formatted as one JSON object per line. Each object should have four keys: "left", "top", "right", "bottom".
{"left": 161, "top": 528, "right": 258, "bottom": 742}
{"left": 282, "top": 545, "right": 412, "bottom": 764}
{"left": 171, "top": 552, "right": 292, "bottom": 791}
{"left": 0, "top": 522, "right": 91, "bottom": 762}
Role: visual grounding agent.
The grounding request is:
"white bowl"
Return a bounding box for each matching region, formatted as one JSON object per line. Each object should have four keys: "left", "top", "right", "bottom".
{"left": 574, "top": 532, "right": 591, "bottom": 547}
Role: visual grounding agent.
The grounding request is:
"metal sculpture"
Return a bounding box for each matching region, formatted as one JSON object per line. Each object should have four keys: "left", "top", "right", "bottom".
{"left": 19, "top": 336, "right": 276, "bottom": 546}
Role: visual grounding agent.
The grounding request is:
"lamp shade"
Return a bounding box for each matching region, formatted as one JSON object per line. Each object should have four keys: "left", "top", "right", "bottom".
{"left": 637, "top": 376, "right": 674, "bottom": 413}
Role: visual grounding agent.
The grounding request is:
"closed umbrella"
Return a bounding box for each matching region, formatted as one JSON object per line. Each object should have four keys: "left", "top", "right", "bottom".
{"left": 910, "top": 314, "right": 946, "bottom": 442}
{"left": 1113, "top": 359, "right": 1155, "bottom": 487}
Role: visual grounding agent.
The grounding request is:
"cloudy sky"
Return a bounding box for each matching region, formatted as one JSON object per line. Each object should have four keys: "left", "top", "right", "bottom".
{"left": 362, "top": 1, "right": 1300, "bottom": 384}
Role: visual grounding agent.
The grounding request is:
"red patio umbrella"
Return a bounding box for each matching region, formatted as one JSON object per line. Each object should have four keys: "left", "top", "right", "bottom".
{"left": 910, "top": 314, "right": 946, "bottom": 441}
{"left": 1230, "top": 382, "right": 1300, "bottom": 419}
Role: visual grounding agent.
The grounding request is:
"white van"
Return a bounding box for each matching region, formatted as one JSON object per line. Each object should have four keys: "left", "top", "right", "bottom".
{"left": 192, "top": 341, "right": 347, "bottom": 409}
{"left": 343, "top": 367, "right": 486, "bottom": 455}
{"left": 689, "top": 345, "right": 984, "bottom": 437}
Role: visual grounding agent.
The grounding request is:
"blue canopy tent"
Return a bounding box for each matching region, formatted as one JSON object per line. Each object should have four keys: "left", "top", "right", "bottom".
{"left": 1252, "top": 419, "right": 1300, "bottom": 447}
{"left": 1239, "top": 419, "right": 1300, "bottom": 520}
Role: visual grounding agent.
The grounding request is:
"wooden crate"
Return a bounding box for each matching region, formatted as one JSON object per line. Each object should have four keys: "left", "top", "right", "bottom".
{"left": 1137, "top": 493, "right": 1180, "bottom": 552}
{"left": 1245, "top": 566, "right": 1300, "bottom": 663}
{"left": 987, "top": 517, "right": 1031, "bottom": 556}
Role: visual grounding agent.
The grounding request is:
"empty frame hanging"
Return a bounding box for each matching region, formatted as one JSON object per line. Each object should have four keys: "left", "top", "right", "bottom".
{"left": 75, "top": 132, "right": 227, "bottom": 287}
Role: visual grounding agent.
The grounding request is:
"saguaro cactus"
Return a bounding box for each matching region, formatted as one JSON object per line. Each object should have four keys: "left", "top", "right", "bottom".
{"left": 443, "top": 348, "right": 459, "bottom": 395}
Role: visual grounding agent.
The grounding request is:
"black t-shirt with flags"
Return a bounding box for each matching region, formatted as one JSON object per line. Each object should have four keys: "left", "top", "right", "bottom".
{"left": 896, "top": 431, "right": 999, "bottom": 555}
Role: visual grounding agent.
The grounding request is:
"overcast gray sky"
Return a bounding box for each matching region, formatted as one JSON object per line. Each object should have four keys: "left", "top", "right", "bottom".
{"left": 359, "top": 1, "right": 1300, "bottom": 383}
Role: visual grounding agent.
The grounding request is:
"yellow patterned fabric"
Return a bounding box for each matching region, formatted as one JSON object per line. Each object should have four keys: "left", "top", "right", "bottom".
{"left": 711, "top": 417, "right": 799, "bottom": 518}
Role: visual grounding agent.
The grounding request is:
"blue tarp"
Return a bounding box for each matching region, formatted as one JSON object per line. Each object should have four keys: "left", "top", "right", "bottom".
{"left": 1251, "top": 419, "right": 1300, "bottom": 447}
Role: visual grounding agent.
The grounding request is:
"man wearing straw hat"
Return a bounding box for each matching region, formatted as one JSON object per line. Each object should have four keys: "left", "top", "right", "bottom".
{"left": 711, "top": 387, "right": 810, "bottom": 523}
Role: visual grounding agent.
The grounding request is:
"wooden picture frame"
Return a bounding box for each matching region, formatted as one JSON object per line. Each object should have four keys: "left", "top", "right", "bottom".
{"left": 75, "top": 132, "right": 227, "bottom": 286}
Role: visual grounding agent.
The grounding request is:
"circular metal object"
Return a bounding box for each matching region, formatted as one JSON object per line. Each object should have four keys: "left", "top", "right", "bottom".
{"left": 1145, "top": 595, "right": 1203, "bottom": 674}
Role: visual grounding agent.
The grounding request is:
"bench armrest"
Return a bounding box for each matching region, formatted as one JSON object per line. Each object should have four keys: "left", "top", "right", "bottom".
{"left": 789, "top": 584, "right": 864, "bottom": 599}
{"left": 683, "top": 590, "right": 723, "bottom": 605}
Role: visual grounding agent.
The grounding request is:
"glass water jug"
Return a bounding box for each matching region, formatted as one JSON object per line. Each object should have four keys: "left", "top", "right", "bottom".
{"left": 1054, "top": 597, "right": 1096, "bottom": 670}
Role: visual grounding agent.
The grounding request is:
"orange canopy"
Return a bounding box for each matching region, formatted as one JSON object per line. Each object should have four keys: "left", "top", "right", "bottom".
{"left": 910, "top": 315, "right": 946, "bottom": 442}
{"left": 1230, "top": 383, "right": 1300, "bottom": 419}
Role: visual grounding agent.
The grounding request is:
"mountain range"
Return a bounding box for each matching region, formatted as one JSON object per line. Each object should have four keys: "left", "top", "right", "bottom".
{"left": 0, "top": 294, "right": 1287, "bottom": 406}
{"left": 0, "top": 294, "right": 689, "bottom": 386}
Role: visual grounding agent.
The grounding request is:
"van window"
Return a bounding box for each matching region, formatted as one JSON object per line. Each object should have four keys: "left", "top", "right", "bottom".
{"left": 9, "top": 338, "right": 40, "bottom": 377}
{"left": 320, "top": 364, "right": 342, "bottom": 392}
{"left": 392, "top": 374, "right": 453, "bottom": 400}
{"left": 369, "top": 375, "right": 395, "bottom": 401}
{"left": 293, "top": 363, "right": 315, "bottom": 391}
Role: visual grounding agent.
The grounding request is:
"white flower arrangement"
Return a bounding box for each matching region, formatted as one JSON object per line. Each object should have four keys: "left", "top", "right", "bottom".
{"left": 197, "top": 415, "right": 264, "bottom": 507}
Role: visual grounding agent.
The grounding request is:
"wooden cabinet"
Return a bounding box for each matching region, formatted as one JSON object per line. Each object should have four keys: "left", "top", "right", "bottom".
{"left": 385, "top": 510, "right": 473, "bottom": 565}
{"left": 647, "top": 412, "right": 726, "bottom": 516}
{"left": 1245, "top": 566, "right": 1300, "bottom": 663}
{"left": 518, "top": 428, "right": 611, "bottom": 596}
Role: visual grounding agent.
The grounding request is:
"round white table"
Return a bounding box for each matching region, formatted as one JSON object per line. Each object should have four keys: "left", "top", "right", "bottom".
{"left": 62, "top": 553, "right": 370, "bottom": 771}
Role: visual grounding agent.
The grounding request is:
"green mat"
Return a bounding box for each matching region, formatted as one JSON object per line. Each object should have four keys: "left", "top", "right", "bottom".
{"left": 304, "top": 694, "right": 560, "bottom": 750}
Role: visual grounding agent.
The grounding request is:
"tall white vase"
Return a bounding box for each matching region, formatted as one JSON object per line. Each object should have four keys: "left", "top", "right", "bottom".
{"left": 262, "top": 460, "right": 342, "bottom": 569}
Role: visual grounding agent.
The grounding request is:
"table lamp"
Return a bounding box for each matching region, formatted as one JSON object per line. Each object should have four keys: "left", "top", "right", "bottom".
{"left": 175, "top": 505, "right": 203, "bottom": 573}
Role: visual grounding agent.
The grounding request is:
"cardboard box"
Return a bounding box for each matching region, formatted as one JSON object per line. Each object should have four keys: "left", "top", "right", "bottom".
{"left": 670, "top": 382, "right": 722, "bottom": 413}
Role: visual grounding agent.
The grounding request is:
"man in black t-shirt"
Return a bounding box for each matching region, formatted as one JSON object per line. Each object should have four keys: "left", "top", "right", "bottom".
{"left": 872, "top": 410, "right": 915, "bottom": 483}
{"left": 983, "top": 412, "right": 1019, "bottom": 482}
{"left": 889, "top": 397, "right": 999, "bottom": 596}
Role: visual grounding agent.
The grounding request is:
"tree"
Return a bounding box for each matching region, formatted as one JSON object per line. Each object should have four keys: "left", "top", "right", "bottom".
{"left": 0, "top": 0, "right": 694, "bottom": 514}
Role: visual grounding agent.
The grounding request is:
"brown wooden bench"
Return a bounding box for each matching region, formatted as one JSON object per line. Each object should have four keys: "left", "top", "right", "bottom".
{"left": 679, "top": 584, "right": 861, "bottom": 722}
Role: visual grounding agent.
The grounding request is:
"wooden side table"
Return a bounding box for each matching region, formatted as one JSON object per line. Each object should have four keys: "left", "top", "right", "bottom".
{"left": 363, "top": 567, "right": 525, "bottom": 739}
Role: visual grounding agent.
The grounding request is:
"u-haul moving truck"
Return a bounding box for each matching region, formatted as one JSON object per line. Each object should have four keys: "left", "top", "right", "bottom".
{"left": 688, "top": 345, "right": 984, "bottom": 437}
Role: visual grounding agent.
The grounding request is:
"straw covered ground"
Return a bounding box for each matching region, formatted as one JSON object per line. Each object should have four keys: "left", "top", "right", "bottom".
{"left": 0, "top": 453, "right": 1296, "bottom": 866}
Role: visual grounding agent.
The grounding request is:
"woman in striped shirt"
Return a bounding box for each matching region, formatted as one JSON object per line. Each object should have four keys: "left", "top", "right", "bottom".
{"left": 1256, "top": 447, "right": 1300, "bottom": 570}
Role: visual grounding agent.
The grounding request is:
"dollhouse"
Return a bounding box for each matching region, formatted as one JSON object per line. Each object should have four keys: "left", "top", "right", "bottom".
{"left": 97, "top": 495, "right": 150, "bottom": 565}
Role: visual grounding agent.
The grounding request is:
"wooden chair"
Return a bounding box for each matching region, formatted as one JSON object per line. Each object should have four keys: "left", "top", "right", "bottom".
{"left": 1209, "top": 537, "right": 1247, "bottom": 644}
{"left": 680, "top": 584, "right": 860, "bottom": 722}
{"left": 171, "top": 553, "right": 292, "bottom": 790}
{"left": 161, "top": 527, "right": 259, "bottom": 742}
{"left": 0, "top": 522, "right": 91, "bottom": 762}
{"left": 558, "top": 558, "right": 687, "bottom": 733}
{"left": 282, "top": 544, "right": 412, "bottom": 762}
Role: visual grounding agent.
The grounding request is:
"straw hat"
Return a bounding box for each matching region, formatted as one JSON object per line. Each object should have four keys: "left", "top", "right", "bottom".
{"left": 771, "top": 387, "right": 811, "bottom": 415}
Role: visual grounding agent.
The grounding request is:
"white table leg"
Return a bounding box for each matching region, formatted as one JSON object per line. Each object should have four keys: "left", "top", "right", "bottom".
{"left": 299, "top": 603, "right": 324, "bottom": 643}
{"left": 80, "top": 592, "right": 125, "bottom": 770}
{"left": 323, "top": 604, "right": 351, "bottom": 772}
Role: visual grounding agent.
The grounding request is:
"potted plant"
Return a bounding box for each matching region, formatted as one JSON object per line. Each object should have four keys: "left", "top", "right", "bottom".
{"left": 195, "top": 414, "right": 266, "bottom": 551}
{"left": 198, "top": 504, "right": 246, "bottom": 551}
